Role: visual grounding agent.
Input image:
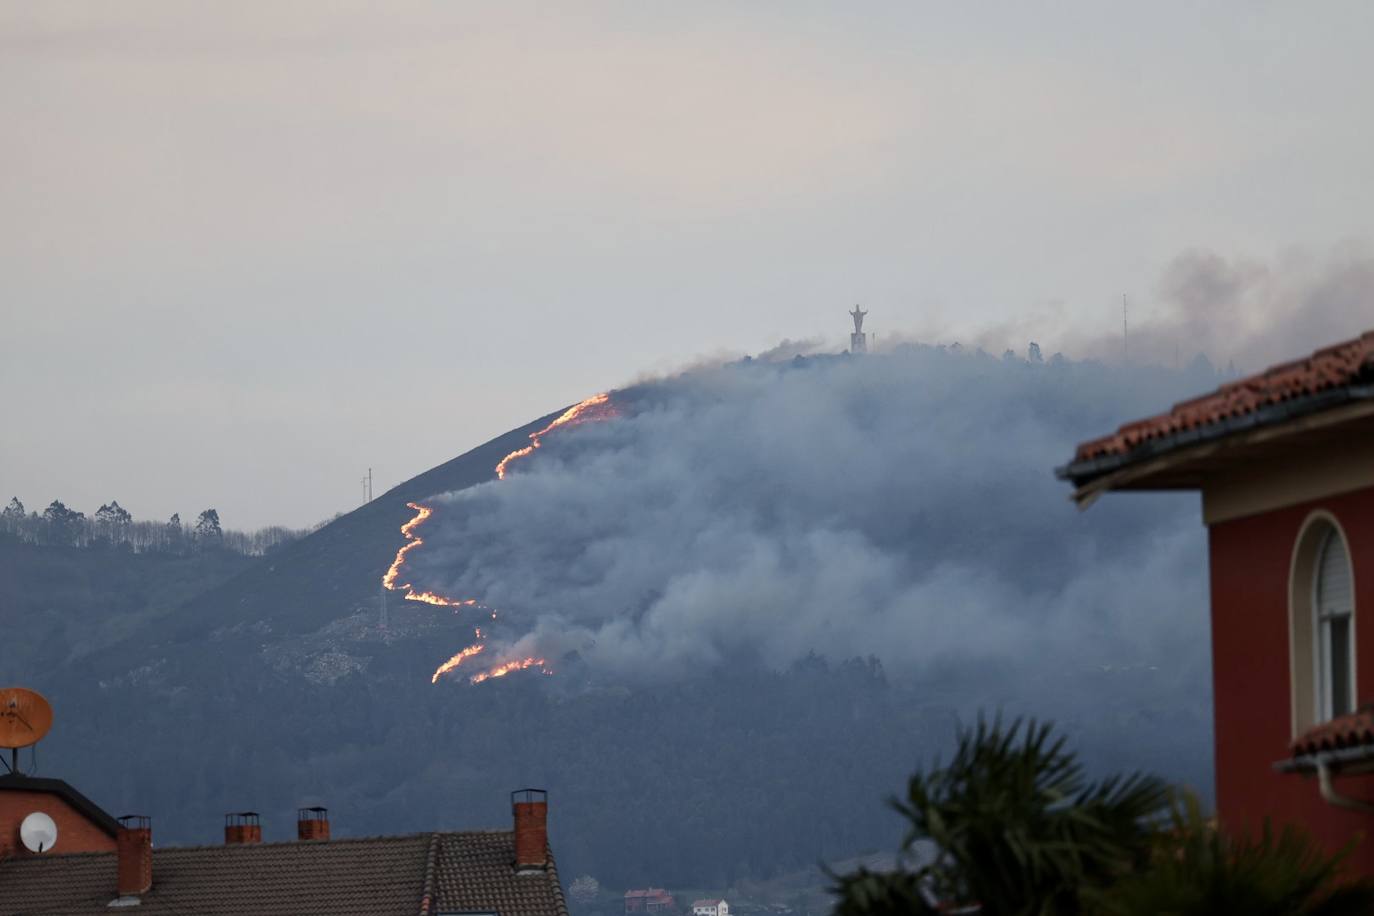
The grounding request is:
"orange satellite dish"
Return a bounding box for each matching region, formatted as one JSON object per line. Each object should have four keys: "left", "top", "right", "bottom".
{"left": 0, "top": 688, "right": 53, "bottom": 749}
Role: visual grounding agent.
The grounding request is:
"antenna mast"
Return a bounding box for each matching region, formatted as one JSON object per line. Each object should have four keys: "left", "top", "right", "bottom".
{"left": 1122, "top": 294, "right": 1129, "bottom": 364}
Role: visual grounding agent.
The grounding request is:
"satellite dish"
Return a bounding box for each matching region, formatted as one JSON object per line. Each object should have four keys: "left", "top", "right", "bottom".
{"left": 0, "top": 687, "right": 53, "bottom": 749}
{"left": 20, "top": 811, "right": 58, "bottom": 852}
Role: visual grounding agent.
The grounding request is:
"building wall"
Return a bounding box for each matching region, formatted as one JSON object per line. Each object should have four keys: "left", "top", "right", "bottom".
{"left": 1208, "top": 482, "right": 1374, "bottom": 875}
{"left": 0, "top": 790, "right": 116, "bottom": 858}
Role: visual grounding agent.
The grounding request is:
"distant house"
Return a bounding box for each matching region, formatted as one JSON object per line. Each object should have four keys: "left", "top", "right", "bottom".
{"left": 1058, "top": 329, "right": 1374, "bottom": 875}
{"left": 692, "top": 898, "right": 729, "bottom": 916}
{"left": 625, "top": 887, "right": 675, "bottom": 913}
{"left": 1, "top": 769, "right": 568, "bottom": 915}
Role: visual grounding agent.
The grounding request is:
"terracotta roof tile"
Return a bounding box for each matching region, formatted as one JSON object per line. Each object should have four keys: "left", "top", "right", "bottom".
{"left": 0, "top": 831, "right": 568, "bottom": 916}
{"left": 1073, "top": 330, "right": 1374, "bottom": 464}
{"left": 1291, "top": 704, "right": 1374, "bottom": 756}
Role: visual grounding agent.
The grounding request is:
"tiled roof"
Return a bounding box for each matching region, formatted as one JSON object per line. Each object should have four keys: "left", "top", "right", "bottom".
{"left": 1071, "top": 330, "right": 1374, "bottom": 465}
{"left": 626, "top": 889, "right": 672, "bottom": 899}
{"left": 1291, "top": 704, "right": 1374, "bottom": 757}
{"left": 0, "top": 831, "right": 567, "bottom": 916}
{"left": 430, "top": 832, "right": 568, "bottom": 916}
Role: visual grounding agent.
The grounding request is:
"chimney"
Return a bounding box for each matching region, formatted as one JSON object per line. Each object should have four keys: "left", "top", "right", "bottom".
{"left": 224, "top": 812, "right": 262, "bottom": 845}
{"left": 511, "top": 788, "right": 548, "bottom": 872}
{"left": 297, "top": 806, "right": 330, "bottom": 841}
{"left": 116, "top": 815, "right": 153, "bottom": 898}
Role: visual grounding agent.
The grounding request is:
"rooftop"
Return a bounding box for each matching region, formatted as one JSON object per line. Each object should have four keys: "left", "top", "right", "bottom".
{"left": 1290, "top": 704, "right": 1374, "bottom": 758}
{"left": 0, "top": 830, "right": 568, "bottom": 916}
{"left": 1058, "top": 329, "right": 1374, "bottom": 503}
{"left": 0, "top": 772, "right": 119, "bottom": 838}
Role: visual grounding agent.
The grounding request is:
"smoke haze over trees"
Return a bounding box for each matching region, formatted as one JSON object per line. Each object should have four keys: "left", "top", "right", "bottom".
{"left": 408, "top": 344, "right": 1217, "bottom": 705}
{"left": 963, "top": 245, "right": 1374, "bottom": 374}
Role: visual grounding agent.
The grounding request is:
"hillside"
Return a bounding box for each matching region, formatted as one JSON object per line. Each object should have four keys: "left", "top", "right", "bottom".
{"left": 0, "top": 539, "right": 255, "bottom": 682}
{"left": 12, "top": 351, "right": 1218, "bottom": 889}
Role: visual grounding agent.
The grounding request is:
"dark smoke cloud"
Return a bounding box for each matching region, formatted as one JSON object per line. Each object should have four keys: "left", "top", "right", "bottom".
{"left": 408, "top": 346, "right": 1218, "bottom": 696}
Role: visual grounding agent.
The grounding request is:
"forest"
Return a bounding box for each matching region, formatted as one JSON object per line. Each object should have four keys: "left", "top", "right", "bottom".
{"left": 0, "top": 496, "right": 317, "bottom": 556}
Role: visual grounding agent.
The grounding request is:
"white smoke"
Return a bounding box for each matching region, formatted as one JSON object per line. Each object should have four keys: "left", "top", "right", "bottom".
{"left": 407, "top": 345, "right": 1218, "bottom": 690}
{"left": 968, "top": 244, "right": 1374, "bottom": 373}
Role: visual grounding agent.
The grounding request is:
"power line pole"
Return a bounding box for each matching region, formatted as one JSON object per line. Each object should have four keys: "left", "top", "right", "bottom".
{"left": 360, "top": 468, "right": 373, "bottom": 506}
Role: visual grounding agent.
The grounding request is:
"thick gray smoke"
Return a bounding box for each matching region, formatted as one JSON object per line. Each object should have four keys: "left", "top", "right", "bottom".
{"left": 408, "top": 345, "right": 1218, "bottom": 692}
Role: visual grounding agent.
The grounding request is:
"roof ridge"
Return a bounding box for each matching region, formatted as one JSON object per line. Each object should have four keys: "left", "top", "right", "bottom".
{"left": 1067, "top": 326, "right": 1374, "bottom": 468}
{"left": 544, "top": 841, "right": 571, "bottom": 916}
{"left": 9, "top": 828, "right": 514, "bottom": 858}
{"left": 417, "top": 832, "right": 440, "bottom": 916}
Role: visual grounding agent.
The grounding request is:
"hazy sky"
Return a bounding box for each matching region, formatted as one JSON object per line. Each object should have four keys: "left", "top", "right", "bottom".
{"left": 5, "top": 2, "right": 1374, "bottom": 529}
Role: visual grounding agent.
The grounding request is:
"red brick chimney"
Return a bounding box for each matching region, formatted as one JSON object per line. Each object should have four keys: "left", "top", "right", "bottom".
{"left": 511, "top": 788, "right": 548, "bottom": 871}
{"left": 297, "top": 806, "right": 330, "bottom": 841}
{"left": 224, "top": 812, "right": 262, "bottom": 845}
{"left": 116, "top": 815, "right": 152, "bottom": 898}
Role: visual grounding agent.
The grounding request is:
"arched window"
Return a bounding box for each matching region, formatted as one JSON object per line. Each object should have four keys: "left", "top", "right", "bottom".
{"left": 1316, "top": 529, "right": 1355, "bottom": 720}
{"left": 1290, "top": 515, "right": 1358, "bottom": 735}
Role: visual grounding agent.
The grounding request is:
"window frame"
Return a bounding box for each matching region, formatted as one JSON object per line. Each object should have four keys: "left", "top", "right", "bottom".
{"left": 1314, "top": 528, "right": 1355, "bottom": 721}
{"left": 1290, "top": 511, "right": 1358, "bottom": 737}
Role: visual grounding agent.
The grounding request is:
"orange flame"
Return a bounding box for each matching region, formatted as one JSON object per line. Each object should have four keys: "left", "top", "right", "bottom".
{"left": 381, "top": 503, "right": 481, "bottom": 608}
{"left": 469, "top": 656, "right": 551, "bottom": 685}
{"left": 495, "top": 393, "right": 619, "bottom": 480}
{"left": 382, "top": 502, "right": 433, "bottom": 591}
{"left": 381, "top": 393, "right": 618, "bottom": 687}
{"left": 408, "top": 592, "right": 478, "bottom": 608}
{"left": 431, "top": 643, "right": 486, "bottom": 683}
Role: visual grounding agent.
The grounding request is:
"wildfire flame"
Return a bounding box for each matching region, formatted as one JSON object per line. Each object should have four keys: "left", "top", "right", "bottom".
{"left": 468, "top": 656, "right": 551, "bottom": 685}
{"left": 380, "top": 392, "right": 618, "bottom": 686}
{"left": 495, "top": 393, "right": 619, "bottom": 480}
{"left": 382, "top": 502, "right": 431, "bottom": 590}
{"left": 382, "top": 503, "right": 481, "bottom": 607}
{"left": 431, "top": 643, "right": 485, "bottom": 683}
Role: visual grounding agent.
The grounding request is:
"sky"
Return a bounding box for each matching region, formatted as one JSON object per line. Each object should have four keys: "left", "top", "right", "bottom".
{"left": 4, "top": 2, "right": 1374, "bottom": 529}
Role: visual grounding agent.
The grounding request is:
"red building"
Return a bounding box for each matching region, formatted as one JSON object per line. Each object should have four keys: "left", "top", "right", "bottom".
{"left": 625, "top": 887, "right": 676, "bottom": 913}
{"left": 1, "top": 764, "right": 568, "bottom": 914}
{"left": 1059, "top": 329, "right": 1374, "bottom": 872}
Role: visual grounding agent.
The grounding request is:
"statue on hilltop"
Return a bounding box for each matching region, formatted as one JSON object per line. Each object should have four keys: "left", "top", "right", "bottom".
{"left": 849, "top": 305, "right": 867, "bottom": 334}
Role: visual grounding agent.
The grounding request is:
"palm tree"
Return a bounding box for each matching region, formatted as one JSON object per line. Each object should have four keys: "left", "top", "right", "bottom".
{"left": 1096, "top": 792, "right": 1374, "bottom": 916}
{"left": 832, "top": 715, "right": 1171, "bottom": 916}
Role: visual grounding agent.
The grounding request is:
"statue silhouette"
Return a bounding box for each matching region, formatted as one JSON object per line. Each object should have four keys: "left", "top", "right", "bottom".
{"left": 849, "top": 306, "right": 867, "bottom": 334}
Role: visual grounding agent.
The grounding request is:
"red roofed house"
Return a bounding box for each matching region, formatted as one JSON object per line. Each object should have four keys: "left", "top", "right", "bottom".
{"left": 0, "top": 768, "right": 569, "bottom": 915}
{"left": 692, "top": 898, "right": 729, "bottom": 916}
{"left": 1058, "top": 329, "right": 1374, "bottom": 872}
{"left": 625, "top": 887, "right": 675, "bottom": 913}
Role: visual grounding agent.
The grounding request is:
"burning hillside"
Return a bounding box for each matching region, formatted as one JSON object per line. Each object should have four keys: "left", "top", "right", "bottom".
{"left": 384, "top": 393, "right": 619, "bottom": 684}
{"left": 388, "top": 346, "right": 1219, "bottom": 699}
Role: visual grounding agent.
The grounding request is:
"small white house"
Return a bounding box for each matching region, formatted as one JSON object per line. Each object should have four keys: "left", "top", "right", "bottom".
{"left": 692, "top": 900, "right": 729, "bottom": 916}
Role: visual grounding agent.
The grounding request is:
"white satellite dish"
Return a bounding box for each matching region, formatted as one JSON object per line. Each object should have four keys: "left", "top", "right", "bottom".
{"left": 20, "top": 811, "right": 57, "bottom": 853}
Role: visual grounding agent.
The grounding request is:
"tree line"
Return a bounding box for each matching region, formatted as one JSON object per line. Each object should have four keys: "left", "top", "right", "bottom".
{"left": 0, "top": 496, "right": 315, "bottom": 556}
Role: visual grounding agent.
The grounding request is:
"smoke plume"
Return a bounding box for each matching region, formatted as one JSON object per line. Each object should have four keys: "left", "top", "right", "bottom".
{"left": 406, "top": 345, "right": 1219, "bottom": 695}
{"left": 980, "top": 244, "right": 1374, "bottom": 373}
